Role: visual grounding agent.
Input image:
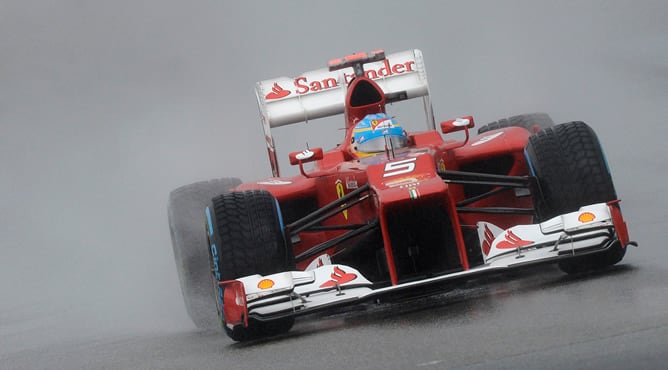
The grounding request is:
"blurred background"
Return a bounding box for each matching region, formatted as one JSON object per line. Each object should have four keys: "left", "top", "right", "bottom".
{"left": 2, "top": 0, "right": 666, "bottom": 354}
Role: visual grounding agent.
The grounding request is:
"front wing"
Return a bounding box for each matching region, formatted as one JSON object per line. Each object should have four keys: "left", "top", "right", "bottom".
{"left": 219, "top": 202, "right": 631, "bottom": 330}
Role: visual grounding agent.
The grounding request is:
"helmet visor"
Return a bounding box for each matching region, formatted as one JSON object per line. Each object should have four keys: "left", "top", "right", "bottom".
{"left": 356, "top": 135, "right": 410, "bottom": 153}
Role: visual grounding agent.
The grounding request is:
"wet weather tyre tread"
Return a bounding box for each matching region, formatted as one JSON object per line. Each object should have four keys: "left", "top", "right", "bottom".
{"left": 478, "top": 112, "right": 554, "bottom": 135}
{"left": 208, "top": 190, "right": 295, "bottom": 341}
{"left": 525, "top": 121, "right": 625, "bottom": 273}
{"left": 168, "top": 178, "right": 242, "bottom": 329}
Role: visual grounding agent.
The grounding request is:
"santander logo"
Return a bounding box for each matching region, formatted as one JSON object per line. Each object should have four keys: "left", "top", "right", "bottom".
{"left": 497, "top": 230, "right": 533, "bottom": 249}
{"left": 319, "top": 266, "right": 357, "bottom": 288}
{"left": 264, "top": 59, "right": 416, "bottom": 101}
{"left": 265, "top": 82, "right": 291, "bottom": 100}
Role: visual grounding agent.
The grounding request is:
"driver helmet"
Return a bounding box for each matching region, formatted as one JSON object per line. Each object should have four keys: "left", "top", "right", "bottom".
{"left": 351, "top": 113, "right": 410, "bottom": 157}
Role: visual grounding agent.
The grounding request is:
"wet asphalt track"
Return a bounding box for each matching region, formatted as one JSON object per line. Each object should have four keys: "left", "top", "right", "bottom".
{"left": 4, "top": 236, "right": 668, "bottom": 369}
{"left": 3, "top": 1, "right": 668, "bottom": 369}
{"left": 4, "top": 196, "right": 668, "bottom": 369}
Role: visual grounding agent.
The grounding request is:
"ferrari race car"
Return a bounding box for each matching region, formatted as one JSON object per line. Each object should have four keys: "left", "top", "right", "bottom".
{"left": 168, "top": 49, "right": 635, "bottom": 341}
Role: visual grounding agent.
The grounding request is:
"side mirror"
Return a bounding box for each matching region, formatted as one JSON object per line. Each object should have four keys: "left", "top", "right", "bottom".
{"left": 440, "top": 115, "right": 475, "bottom": 135}
{"left": 289, "top": 148, "right": 324, "bottom": 165}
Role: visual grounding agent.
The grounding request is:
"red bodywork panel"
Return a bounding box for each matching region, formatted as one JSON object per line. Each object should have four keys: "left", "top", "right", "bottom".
{"left": 237, "top": 70, "right": 535, "bottom": 285}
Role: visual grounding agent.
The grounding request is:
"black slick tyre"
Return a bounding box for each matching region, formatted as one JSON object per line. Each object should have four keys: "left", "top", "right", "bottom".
{"left": 168, "top": 178, "right": 241, "bottom": 329}
{"left": 206, "top": 190, "right": 295, "bottom": 341}
{"left": 525, "top": 121, "right": 626, "bottom": 274}
{"left": 478, "top": 112, "right": 554, "bottom": 135}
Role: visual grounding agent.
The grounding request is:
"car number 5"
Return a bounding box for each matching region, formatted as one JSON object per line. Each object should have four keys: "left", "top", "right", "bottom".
{"left": 383, "top": 158, "right": 417, "bottom": 177}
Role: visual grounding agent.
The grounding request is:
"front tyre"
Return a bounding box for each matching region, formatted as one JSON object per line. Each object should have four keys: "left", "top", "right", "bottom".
{"left": 478, "top": 112, "right": 554, "bottom": 135}
{"left": 206, "top": 190, "right": 295, "bottom": 341}
{"left": 168, "top": 178, "right": 241, "bottom": 329}
{"left": 525, "top": 121, "right": 626, "bottom": 273}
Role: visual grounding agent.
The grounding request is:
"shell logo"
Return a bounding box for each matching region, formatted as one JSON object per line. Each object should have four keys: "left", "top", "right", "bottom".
{"left": 578, "top": 212, "right": 596, "bottom": 223}
{"left": 257, "top": 279, "right": 275, "bottom": 290}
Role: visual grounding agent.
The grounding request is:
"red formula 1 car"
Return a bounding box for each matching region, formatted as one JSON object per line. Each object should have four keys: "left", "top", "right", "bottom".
{"left": 168, "top": 49, "right": 635, "bottom": 341}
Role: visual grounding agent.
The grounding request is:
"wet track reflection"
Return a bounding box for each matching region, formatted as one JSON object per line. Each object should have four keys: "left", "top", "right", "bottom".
{"left": 5, "top": 245, "right": 667, "bottom": 370}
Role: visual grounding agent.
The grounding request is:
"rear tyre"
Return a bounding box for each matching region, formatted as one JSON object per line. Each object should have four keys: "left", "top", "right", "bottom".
{"left": 525, "top": 121, "right": 626, "bottom": 274}
{"left": 206, "top": 190, "right": 295, "bottom": 341}
{"left": 478, "top": 112, "right": 554, "bottom": 135}
{"left": 168, "top": 178, "right": 241, "bottom": 329}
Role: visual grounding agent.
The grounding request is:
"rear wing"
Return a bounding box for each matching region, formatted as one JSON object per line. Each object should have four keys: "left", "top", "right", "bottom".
{"left": 255, "top": 49, "right": 433, "bottom": 176}
{"left": 256, "top": 49, "right": 432, "bottom": 128}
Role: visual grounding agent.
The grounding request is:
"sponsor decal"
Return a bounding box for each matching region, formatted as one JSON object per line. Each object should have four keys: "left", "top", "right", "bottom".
{"left": 453, "top": 117, "right": 471, "bottom": 127}
{"left": 438, "top": 158, "right": 446, "bottom": 172}
{"left": 265, "top": 82, "right": 291, "bottom": 100}
{"left": 306, "top": 254, "right": 332, "bottom": 270}
{"left": 257, "top": 179, "right": 292, "bottom": 185}
{"left": 319, "top": 266, "right": 357, "bottom": 288}
{"left": 384, "top": 173, "right": 430, "bottom": 188}
{"left": 257, "top": 279, "right": 275, "bottom": 290}
{"left": 482, "top": 224, "right": 494, "bottom": 256}
{"left": 385, "top": 177, "right": 419, "bottom": 188}
{"left": 370, "top": 117, "right": 393, "bottom": 131}
{"left": 295, "top": 149, "right": 315, "bottom": 161}
{"left": 335, "top": 179, "right": 348, "bottom": 220}
{"left": 578, "top": 212, "right": 596, "bottom": 223}
{"left": 472, "top": 132, "right": 504, "bottom": 147}
{"left": 497, "top": 230, "right": 533, "bottom": 249}
{"left": 210, "top": 243, "right": 224, "bottom": 308}
{"left": 345, "top": 176, "right": 359, "bottom": 190}
{"left": 264, "top": 59, "right": 416, "bottom": 101}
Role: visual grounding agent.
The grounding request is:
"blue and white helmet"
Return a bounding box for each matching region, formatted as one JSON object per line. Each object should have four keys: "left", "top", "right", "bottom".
{"left": 351, "top": 113, "right": 410, "bottom": 157}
